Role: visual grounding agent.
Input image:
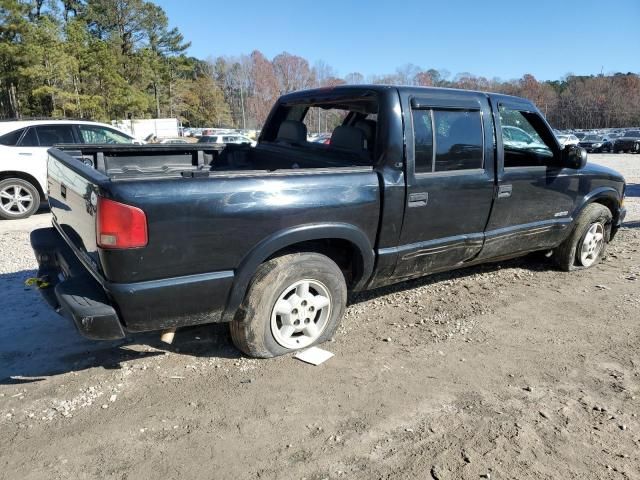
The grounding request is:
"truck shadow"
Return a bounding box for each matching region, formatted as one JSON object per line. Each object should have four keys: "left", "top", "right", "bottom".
{"left": 1, "top": 241, "right": 633, "bottom": 383}
{"left": 0, "top": 268, "right": 239, "bottom": 385}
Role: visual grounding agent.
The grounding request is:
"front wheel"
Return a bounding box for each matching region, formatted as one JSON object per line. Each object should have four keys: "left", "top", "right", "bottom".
{"left": 554, "top": 203, "right": 612, "bottom": 271}
{"left": 230, "top": 252, "right": 347, "bottom": 358}
{"left": 0, "top": 178, "right": 41, "bottom": 220}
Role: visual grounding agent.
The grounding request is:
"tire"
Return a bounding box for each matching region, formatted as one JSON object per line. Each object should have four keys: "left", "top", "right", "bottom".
{"left": 230, "top": 252, "right": 347, "bottom": 358}
{"left": 0, "top": 178, "right": 41, "bottom": 220}
{"left": 554, "top": 203, "right": 612, "bottom": 272}
{"left": 633, "top": 143, "right": 640, "bottom": 154}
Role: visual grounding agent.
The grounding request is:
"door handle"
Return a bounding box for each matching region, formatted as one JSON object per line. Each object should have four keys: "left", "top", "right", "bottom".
{"left": 408, "top": 192, "right": 428, "bottom": 207}
{"left": 497, "top": 184, "right": 512, "bottom": 199}
{"left": 60, "top": 184, "right": 67, "bottom": 199}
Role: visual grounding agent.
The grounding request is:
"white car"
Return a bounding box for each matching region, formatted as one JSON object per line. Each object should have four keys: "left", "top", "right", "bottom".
{"left": 197, "top": 134, "right": 257, "bottom": 147}
{"left": 0, "top": 119, "right": 134, "bottom": 219}
{"left": 556, "top": 134, "right": 580, "bottom": 147}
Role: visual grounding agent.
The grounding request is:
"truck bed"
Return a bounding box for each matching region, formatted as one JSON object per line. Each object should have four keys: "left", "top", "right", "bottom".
{"left": 57, "top": 142, "right": 373, "bottom": 181}
{"left": 45, "top": 144, "right": 380, "bottom": 332}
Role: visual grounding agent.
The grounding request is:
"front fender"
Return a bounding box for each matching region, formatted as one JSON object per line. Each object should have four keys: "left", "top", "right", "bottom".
{"left": 573, "top": 187, "right": 621, "bottom": 220}
{"left": 221, "top": 223, "right": 375, "bottom": 321}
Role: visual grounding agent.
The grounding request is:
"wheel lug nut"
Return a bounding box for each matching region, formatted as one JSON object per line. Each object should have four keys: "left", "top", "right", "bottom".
{"left": 304, "top": 318, "right": 310, "bottom": 324}
{"left": 301, "top": 300, "right": 307, "bottom": 307}
{"left": 294, "top": 319, "right": 300, "bottom": 326}
{"left": 292, "top": 308, "right": 298, "bottom": 315}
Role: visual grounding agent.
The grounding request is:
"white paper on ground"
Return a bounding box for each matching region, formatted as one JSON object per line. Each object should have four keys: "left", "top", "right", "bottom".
{"left": 294, "top": 346, "right": 334, "bottom": 366}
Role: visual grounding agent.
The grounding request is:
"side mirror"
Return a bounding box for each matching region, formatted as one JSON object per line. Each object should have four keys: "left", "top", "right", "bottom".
{"left": 563, "top": 144, "right": 587, "bottom": 169}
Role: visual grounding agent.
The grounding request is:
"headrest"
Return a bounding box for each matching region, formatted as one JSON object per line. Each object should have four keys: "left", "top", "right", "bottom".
{"left": 331, "top": 125, "right": 366, "bottom": 151}
{"left": 354, "top": 120, "right": 376, "bottom": 150}
{"left": 277, "top": 120, "right": 307, "bottom": 144}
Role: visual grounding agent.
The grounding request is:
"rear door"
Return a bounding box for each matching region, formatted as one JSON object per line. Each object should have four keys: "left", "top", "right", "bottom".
{"left": 393, "top": 91, "right": 496, "bottom": 279}
{"left": 478, "top": 96, "right": 579, "bottom": 259}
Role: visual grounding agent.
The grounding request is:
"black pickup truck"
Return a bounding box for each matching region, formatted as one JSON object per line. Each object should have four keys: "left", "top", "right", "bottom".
{"left": 31, "top": 85, "right": 627, "bottom": 358}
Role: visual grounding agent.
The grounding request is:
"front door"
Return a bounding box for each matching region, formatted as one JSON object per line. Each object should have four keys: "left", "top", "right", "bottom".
{"left": 478, "top": 97, "right": 580, "bottom": 259}
{"left": 393, "top": 93, "right": 496, "bottom": 280}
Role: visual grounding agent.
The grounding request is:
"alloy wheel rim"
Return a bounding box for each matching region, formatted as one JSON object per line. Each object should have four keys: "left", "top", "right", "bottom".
{"left": 0, "top": 185, "right": 33, "bottom": 216}
{"left": 579, "top": 222, "right": 604, "bottom": 267}
{"left": 270, "top": 279, "right": 332, "bottom": 349}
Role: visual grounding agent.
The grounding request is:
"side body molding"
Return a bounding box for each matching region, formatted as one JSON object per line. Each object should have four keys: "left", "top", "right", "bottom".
{"left": 221, "top": 223, "right": 375, "bottom": 321}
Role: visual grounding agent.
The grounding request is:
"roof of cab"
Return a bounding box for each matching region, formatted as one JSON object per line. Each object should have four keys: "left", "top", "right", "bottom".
{"left": 279, "top": 84, "right": 536, "bottom": 109}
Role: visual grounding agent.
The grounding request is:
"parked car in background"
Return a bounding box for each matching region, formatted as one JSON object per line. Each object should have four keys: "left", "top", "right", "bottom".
{"left": 502, "top": 126, "right": 551, "bottom": 155}
{"left": 198, "top": 134, "right": 257, "bottom": 147}
{"left": 578, "top": 135, "right": 613, "bottom": 153}
{"left": 574, "top": 132, "right": 587, "bottom": 140}
{"left": 159, "top": 138, "right": 190, "bottom": 144}
{"left": 0, "top": 119, "right": 134, "bottom": 220}
{"left": 309, "top": 133, "right": 331, "bottom": 144}
{"left": 556, "top": 133, "right": 580, "bottom": 147}
{"left": 613, "top": 130, "right": 640, "bottom": 153}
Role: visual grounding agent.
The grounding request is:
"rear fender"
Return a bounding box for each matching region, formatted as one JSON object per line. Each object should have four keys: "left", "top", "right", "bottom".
{"left": 221, "top": 223, "right": 374, "bottom": 321}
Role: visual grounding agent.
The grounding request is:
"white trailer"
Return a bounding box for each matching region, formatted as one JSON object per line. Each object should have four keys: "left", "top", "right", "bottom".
{"left": 112, "top": 118, "right": 180, "bottom": 141}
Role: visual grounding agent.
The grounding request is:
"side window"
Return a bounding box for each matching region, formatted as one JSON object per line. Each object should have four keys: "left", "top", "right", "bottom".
{"left": 34, "top": 125, "right": 75, "bottom": 146}
{"left": 411, "top": 110, "right": 434, "bottom": 173}
{"left": 0, "top": 128, "right": 25, "bottom": 146}
{"left": 499, "top": 106, "right": 554, "bottom": 167}
{"left": 78, "top": 125, "right": 132, "bottom": 144}
{"left": 19, "top": 128, "right": 39, "bottom": 146}
{"left": 433, "top": 110, "right": 483, "bottom": 172}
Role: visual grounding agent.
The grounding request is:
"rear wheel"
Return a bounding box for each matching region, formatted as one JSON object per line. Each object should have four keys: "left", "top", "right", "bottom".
{"left": 0, "top": 178, "right": 40, "bottom": 220}
{"left": 554, "top": 203, "right": 612, "bottom": 271}
{"left": 230, "top": 252, "right": 347, "bottom": 358}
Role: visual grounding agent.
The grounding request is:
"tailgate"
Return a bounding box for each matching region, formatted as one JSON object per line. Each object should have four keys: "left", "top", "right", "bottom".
{"left": 47, "top": 148, "right": 107, "bottom": 276}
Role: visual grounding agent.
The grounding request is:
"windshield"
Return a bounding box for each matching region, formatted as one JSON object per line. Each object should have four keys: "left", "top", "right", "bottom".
{"left": 583, "top": 135, "right": 601, "bottom": 141}
{"left": 624, "top": 130, "right": 640, "bottom": 137}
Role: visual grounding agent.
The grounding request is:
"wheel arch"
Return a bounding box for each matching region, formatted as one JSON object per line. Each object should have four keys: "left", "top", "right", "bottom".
{"left": 574, "top": 187, "right": 620, "bottom": 219}
{"left": 0, "top": 171, "right": 46, "bottom": 201}
{"left": 221, "top": 223, "right": 375, "bottom": 321}
{"left": 572, "top": 187, "right": 620, "bottom": 239}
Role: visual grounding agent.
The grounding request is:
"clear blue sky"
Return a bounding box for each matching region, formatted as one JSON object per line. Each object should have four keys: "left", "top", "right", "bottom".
{"left": 155, "top": 0, "right": 640, "bottom": 81}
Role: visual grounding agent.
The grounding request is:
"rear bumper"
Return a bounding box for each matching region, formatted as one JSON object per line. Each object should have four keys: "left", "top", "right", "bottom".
{"left": 30, "top": 227, "right": 235, "bottom": 340}
{"left": 30, "top": 227, "right": 126, "bottom": 339}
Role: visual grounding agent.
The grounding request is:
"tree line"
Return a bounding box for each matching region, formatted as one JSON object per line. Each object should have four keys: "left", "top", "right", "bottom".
{"left": 2, "top": 0, "right": 639, "bottom": 130}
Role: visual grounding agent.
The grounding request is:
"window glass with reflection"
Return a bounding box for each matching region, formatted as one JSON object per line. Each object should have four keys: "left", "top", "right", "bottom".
{"left": 433, "top": 110, "right": 483, "bottom": 172}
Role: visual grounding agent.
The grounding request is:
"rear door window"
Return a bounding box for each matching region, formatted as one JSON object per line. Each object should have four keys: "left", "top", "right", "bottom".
{"left": 34, "top": 125, "right": 75, "bottom": 146}
{"left": 411, "top": 108, "right": 483, "bottom": 173}
{"left": 0, "top": 128, "right": 25, "bottom": 146}
{"left": 433, "top": 110, "right": 483, "bottom": 172}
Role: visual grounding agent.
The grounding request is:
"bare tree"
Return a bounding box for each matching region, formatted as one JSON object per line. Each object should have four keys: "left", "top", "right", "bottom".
{"left": 272, "top": 52, "right": 314, "bottom": 94}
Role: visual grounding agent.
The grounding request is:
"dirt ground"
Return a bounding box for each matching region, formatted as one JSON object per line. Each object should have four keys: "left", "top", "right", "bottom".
{"left": 1, "top": 154, "right": 639, "bottom": 480}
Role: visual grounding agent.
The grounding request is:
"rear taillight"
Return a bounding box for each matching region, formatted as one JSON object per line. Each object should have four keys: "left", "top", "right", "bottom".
{"left": 97, "top": 197, "right": 148, "bottom": 249}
